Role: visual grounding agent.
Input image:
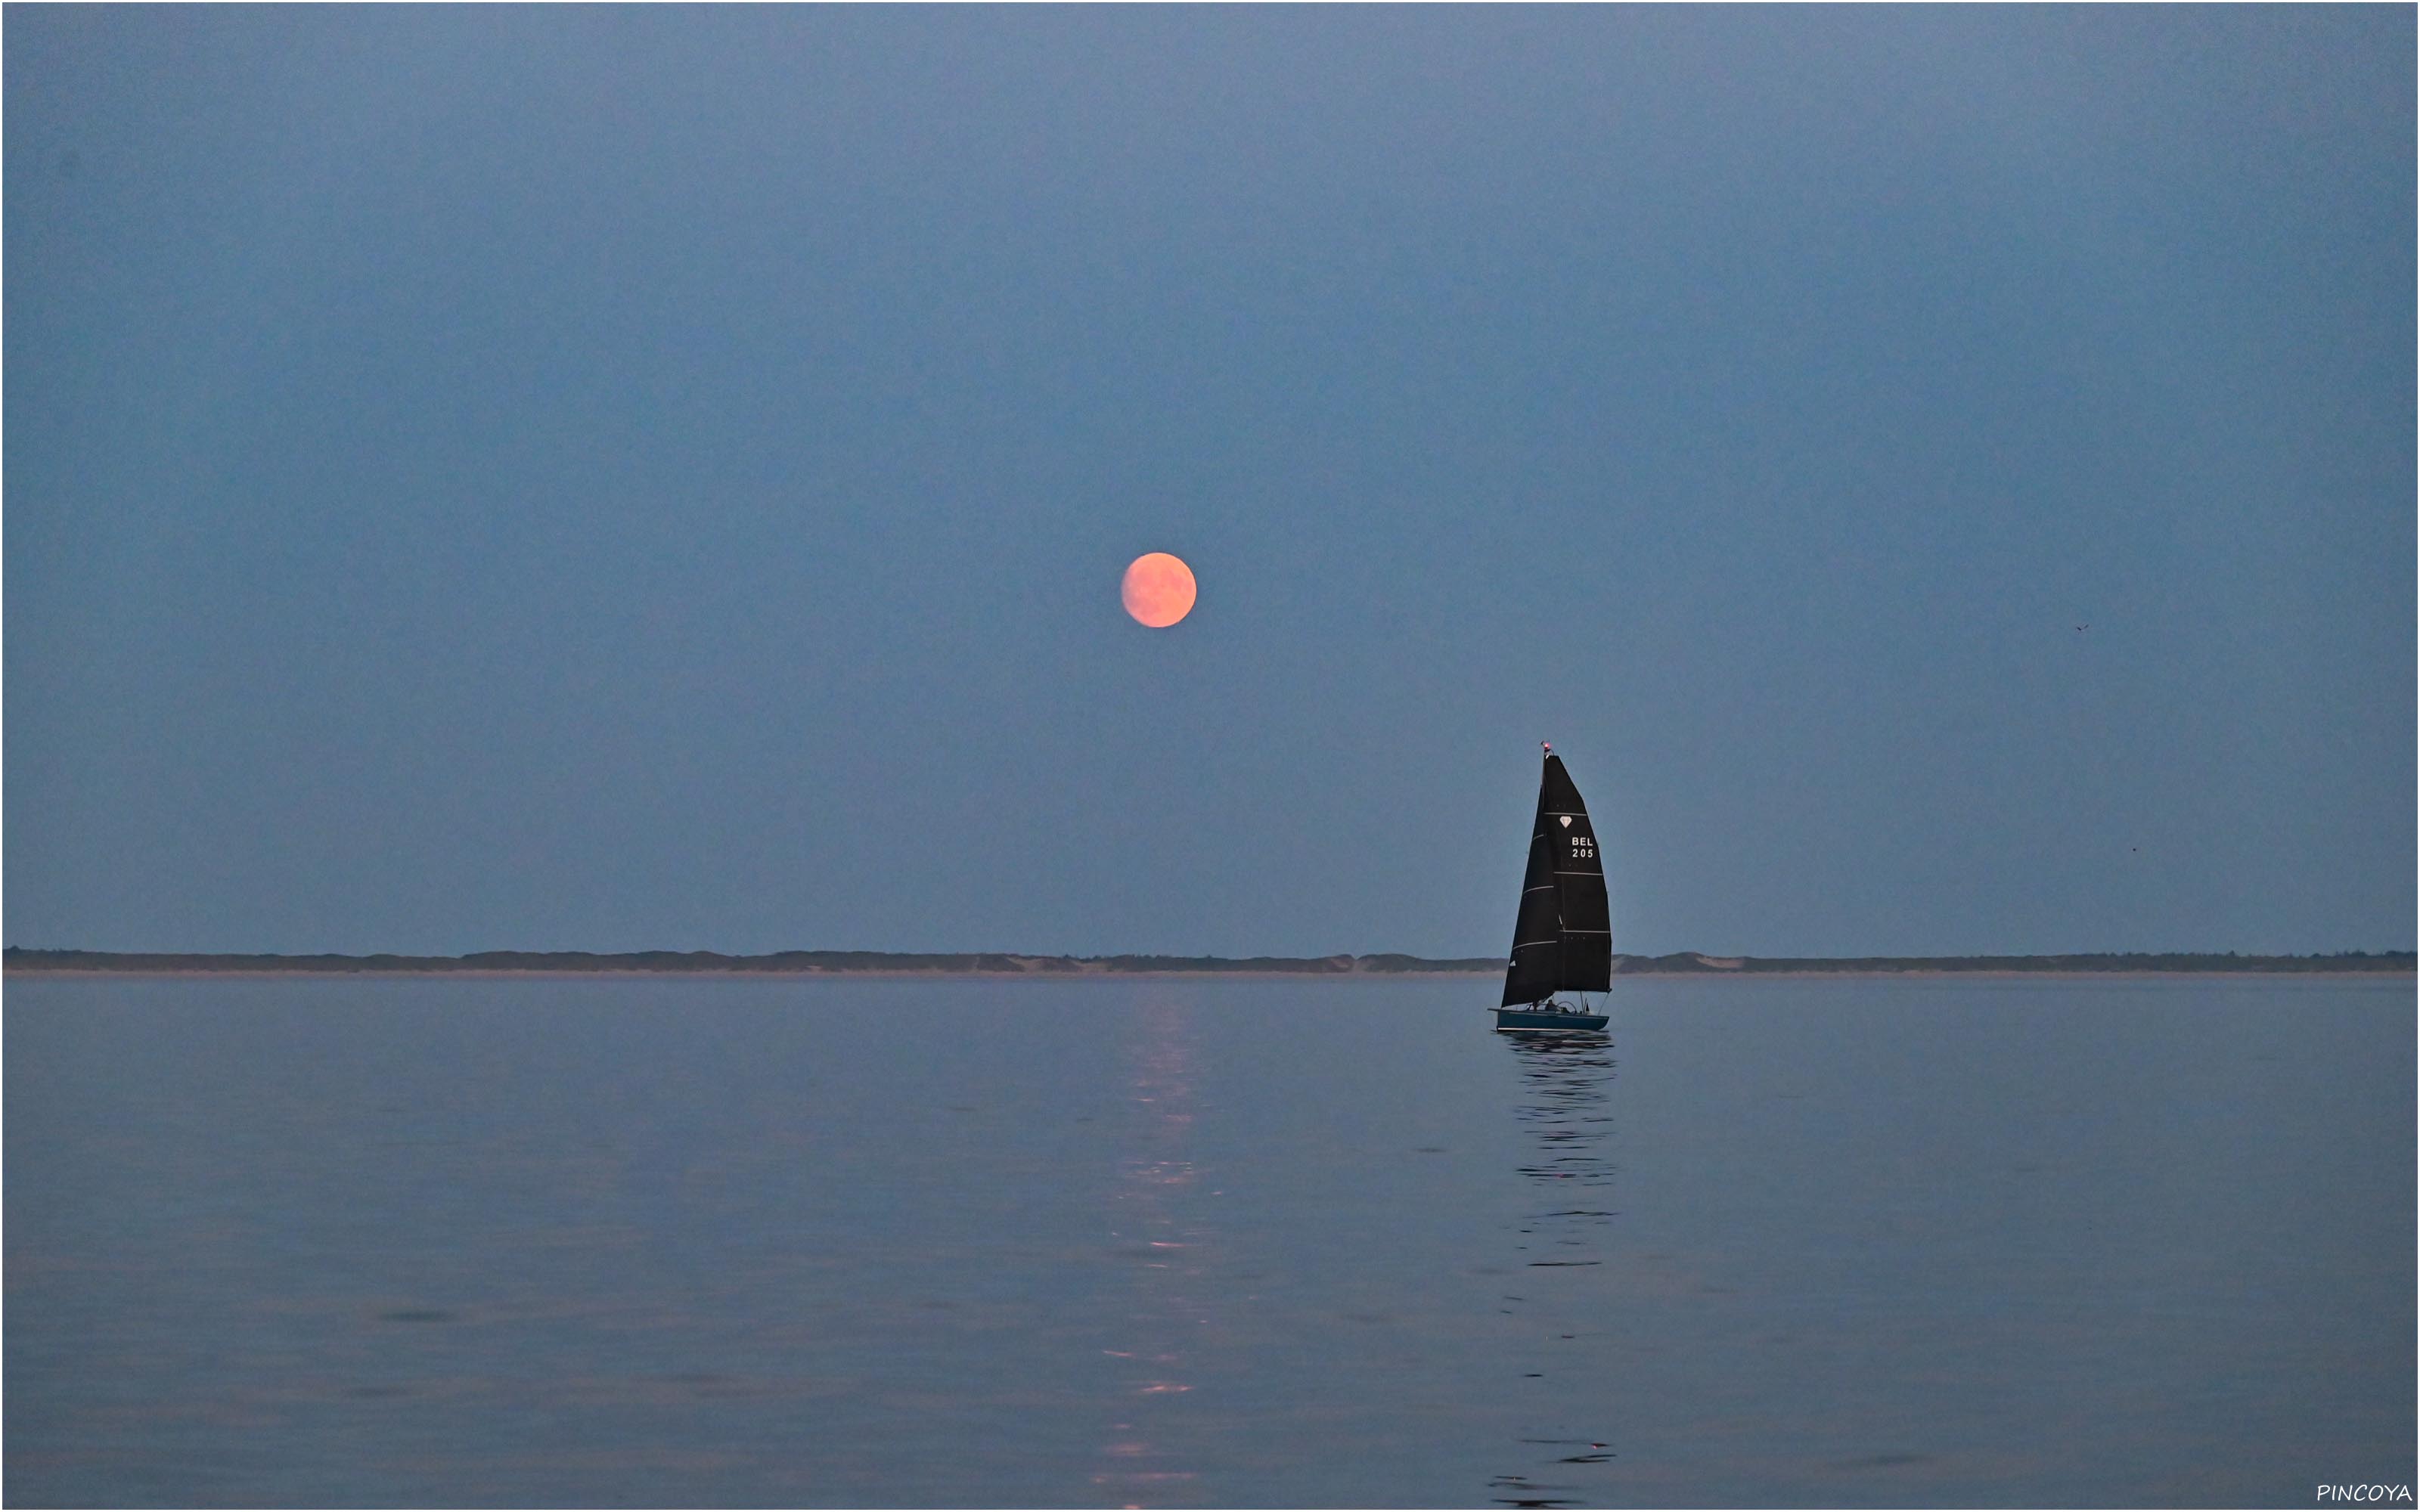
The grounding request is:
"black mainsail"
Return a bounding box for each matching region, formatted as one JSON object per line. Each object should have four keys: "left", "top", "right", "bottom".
{"left": 1501, "top": 747, "right": 1612, "bottom": 1006}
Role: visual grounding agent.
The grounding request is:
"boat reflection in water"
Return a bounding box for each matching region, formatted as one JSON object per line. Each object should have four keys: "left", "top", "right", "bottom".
{"left": 1491, "top": 1032, "right": 1621, "bottom": 1509}
{"left": 1092, "top": 993, "right": 1210, "bottom": 1507}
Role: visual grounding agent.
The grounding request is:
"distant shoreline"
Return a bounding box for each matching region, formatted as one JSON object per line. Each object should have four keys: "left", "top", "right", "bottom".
{"left": 5, "top": 948, "right": 2410, "bottom": 978}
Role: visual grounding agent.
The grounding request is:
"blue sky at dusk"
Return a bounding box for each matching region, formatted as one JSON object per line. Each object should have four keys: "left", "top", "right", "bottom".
{"left": 6, "top": 6, "right": 2412, "bottom": 958}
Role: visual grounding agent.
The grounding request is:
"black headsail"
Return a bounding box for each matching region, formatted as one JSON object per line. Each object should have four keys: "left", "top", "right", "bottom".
{"left": 1501, "top": 748, "right": 1612, "bottom": 1006}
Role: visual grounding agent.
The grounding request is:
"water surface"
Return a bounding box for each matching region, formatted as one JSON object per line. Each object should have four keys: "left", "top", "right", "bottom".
{"left": 7, "top": 974, "right": 2412, "bottom": 1506}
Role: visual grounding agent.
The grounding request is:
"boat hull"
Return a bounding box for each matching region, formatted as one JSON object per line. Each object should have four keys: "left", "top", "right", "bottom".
{"left": 1494, "top": 1006, "right": 1609, "bottom": 1033}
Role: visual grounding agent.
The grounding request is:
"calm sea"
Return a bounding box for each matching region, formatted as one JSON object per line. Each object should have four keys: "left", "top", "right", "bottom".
{"left": 5, "top": 974, "right": 2412, "bottom": 1507}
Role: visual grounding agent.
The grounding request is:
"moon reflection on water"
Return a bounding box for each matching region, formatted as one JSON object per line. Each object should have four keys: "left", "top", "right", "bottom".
{"left": 1094, "top": 995, "right": 1211, "bottom": 1507}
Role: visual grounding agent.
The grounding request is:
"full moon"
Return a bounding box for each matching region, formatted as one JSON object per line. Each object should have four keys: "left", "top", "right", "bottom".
{"left": 1121, "top": 552, "right": 1197, "bottom": 628}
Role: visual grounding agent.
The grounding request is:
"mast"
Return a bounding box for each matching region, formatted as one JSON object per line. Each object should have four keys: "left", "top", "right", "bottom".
{"left": 1501, "top": 743, "right": 1612, "bottom": 1005}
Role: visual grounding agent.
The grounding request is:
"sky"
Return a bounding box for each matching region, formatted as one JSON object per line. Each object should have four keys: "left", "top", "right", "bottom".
{"left": 5, "top": 6, "right": 2412, "bottom": 959}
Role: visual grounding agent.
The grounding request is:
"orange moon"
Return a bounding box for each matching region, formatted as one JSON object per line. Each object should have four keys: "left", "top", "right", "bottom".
{"left": 1121, "top": 552, "right": 1196, "bottom": 627}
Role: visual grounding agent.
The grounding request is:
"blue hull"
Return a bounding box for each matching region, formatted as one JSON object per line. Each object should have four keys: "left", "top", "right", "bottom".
{"left": 1494, "top": 1006, "right": 1609, "bottom": 1033}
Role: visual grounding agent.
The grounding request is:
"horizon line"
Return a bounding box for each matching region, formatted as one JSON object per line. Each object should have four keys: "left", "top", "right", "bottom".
{"left": 6, "top": 945, "right": 2412, "bottom": 977}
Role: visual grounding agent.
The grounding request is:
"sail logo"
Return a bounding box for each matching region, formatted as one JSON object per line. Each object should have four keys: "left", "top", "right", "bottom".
{"left": 1559, "top": 816, "right": 1573, "bottom": 828}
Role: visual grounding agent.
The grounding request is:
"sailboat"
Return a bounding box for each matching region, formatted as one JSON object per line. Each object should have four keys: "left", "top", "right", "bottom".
{"left": 1496, "top": 742, "right": 1612, "bottom": 1033}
